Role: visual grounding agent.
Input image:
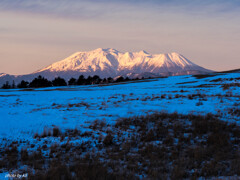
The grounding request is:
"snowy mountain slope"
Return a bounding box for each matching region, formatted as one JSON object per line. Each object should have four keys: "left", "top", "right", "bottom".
{"left": 36, "top": 48, "right": 211, "bottom": 77}
{"left": 0, "top": 73, "right": 7, "bottom": 78}
{"left": 0, "top": 48, "right": 212, "bottom": 86}
{"left": 120, "top": 72, "right": 161, "bottom": 79}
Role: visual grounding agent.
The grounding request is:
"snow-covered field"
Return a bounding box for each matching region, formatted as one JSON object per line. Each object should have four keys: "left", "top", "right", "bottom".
{"left": 0, "top": 72, "right": 240, "bottom": 179}
{"left": 0, "top": 72, "right": 239, "bottom": 142}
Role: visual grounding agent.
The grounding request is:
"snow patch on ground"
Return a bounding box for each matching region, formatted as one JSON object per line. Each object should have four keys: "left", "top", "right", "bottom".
{"left": 0, "top": 73, "right": 239, "bottom": 142}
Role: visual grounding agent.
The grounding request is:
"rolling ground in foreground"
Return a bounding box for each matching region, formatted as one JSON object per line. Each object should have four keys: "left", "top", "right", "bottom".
{"left": 0, "top": 72, "right": 240, "bottom": 179}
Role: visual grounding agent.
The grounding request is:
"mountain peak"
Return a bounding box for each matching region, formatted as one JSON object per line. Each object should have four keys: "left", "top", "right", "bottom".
{"left": 93, "top": 48, "right": 119, "bottom": 53}
{"left": 34, "top": 48, "right": 211, "bottom": 77}
{"left": 168, "top": 52, "right": 181, "bottom": 56}
{"left": 138, "top": 50, "right": 149, "bottom": 55}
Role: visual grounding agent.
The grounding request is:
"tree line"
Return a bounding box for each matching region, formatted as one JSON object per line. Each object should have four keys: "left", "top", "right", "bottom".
{"left": 1, "top": 75, "right": 142, "bottom": 89}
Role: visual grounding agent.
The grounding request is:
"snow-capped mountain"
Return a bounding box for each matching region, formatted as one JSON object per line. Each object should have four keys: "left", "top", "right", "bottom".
{"left": 0, "top": 48, "right": 212, "bottom": 86}
{"left": 35, "top": 48, "right": 211, "bottom": 77}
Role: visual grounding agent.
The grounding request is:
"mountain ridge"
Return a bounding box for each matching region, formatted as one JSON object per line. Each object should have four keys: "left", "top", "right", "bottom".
{"left": 35, "top": 48, "right": 211, "bottom": 76}
{"left": 0, "top": 48, "right": 213, "bottom": 86}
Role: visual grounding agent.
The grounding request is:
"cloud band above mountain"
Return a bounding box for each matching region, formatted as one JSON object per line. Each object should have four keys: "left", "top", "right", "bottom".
{"left": 1, "top": 0, "right": 240, "bottom": 19}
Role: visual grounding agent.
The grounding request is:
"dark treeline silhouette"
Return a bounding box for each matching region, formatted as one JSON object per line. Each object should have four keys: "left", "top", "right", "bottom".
{"left": 29, "top": 76, "right": 52, "bottom": 88}
{"left": 17, "top": 80, "right": 29, "bottom": 88}
{"left": 1, "top": 80, "right": 15, "bottom": 89}
{"left": 1, "top": 75, "right": 144, "bottom": 89}
{"left": 52, "top": 77, "right": 67, "bottom": 86}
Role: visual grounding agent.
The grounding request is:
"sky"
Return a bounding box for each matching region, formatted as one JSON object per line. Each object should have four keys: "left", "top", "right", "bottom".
{"left": 0, "top": 0, "right": 240, "bottom": 75}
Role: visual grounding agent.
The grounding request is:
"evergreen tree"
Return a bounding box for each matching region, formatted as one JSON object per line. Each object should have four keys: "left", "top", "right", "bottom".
{"left": 125, "top": 77, "right": 130, "bottom": 81}
{"left": 107, "top": 77, "right": 113, "bottom": 83}
{"left": 102, "top": 78, "right": 107, "bottom": 83}
{"left": 17, "top": 80, "right": 29, "bottom": 88}
{"left": 92, "top": 75, "right": 102, "bottom": 84}
{"left": 86, "top": 76, "right": 93, "bottom": 85}
{"left": 12, "top": 80, "right": 16, "bottom": 89}
{"left": 52, "top": 77, "right": 67, "bottom": 86}
{"left": 29, "top": 75, "right": 52, "bottom": 88}
{"left": 1, "top": 81, "right": 11, "bottom": 89}
{"left": 68, "top": 78, "right": 77, "bottom": 85}
{"left": 116, "top": 76, "right": 125, "bottom": 82}
{"left": 77, "top": 75, "right": 85, "bottom": 85}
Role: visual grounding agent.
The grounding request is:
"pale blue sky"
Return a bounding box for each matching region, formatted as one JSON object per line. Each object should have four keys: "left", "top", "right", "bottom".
{"left": 0, "top": 0, "right": 240, "bottom": 74}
